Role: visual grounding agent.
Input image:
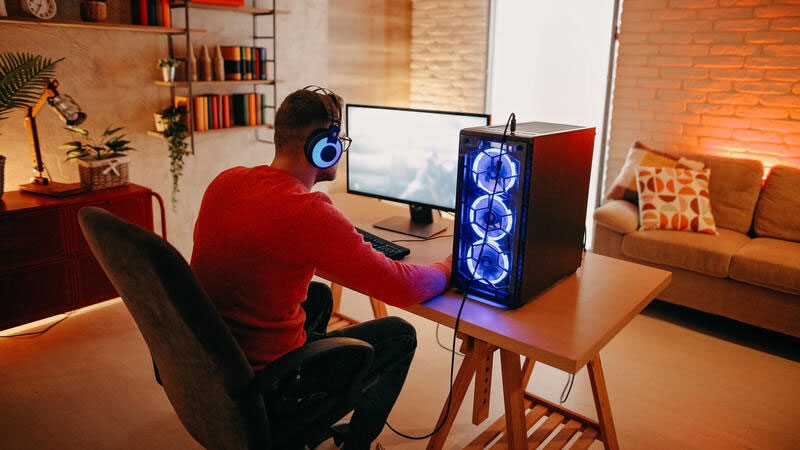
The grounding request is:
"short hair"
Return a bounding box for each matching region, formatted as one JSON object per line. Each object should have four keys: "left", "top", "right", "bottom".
{"left": 274, "top": 88, "right": 342, "bottom": 150}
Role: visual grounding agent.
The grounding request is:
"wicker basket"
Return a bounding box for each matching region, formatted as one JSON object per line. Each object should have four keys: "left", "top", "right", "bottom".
{"left": 0, "top": 154, "right": 5, "bottom": 199}
{"left": 77, "top": 156, "right": 129, "bottom": 190}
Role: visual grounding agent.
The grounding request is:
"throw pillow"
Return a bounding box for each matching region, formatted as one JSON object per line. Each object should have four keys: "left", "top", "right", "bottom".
{"left": 636, "top": 166, "right": 718, "bottom": 235}
{"left": 605, "top": 141, "right": 704, "bottom": 203}
{"left": 754, "top": 165, "right": 800, "bottom": 242}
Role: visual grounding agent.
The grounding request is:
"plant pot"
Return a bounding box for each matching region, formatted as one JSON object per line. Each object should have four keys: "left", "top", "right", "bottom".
{"left": 161, "top": 66, "right": 176, "bottom": 82}
{"left": 77, "top": 155, "right": 129, "bottom": 190}
{"left": 81, "top": 1, "right": 107, "bottom": 22}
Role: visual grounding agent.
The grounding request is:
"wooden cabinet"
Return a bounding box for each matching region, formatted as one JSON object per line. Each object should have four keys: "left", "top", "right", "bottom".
{"left": 0, "top": 184, "right": 161, "bottom": 330}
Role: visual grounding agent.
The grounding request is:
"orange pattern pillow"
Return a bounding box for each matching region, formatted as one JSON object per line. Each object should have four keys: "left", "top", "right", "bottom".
{"left": 605, "top": 141, "right": 705, "bottom": 203}
{"left": 636, "top": 166, "right": 717, "bottom": 235}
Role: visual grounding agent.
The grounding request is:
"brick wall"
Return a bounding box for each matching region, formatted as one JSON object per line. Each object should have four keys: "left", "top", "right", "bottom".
{"left": 409, "top": 0, "right": 490, "bottom": 113}
{"left": 605, "top": 0, "right": 800, "bottom": 193}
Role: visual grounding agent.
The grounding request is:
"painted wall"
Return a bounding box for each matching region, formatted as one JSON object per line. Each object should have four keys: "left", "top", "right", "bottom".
{"left": 606, "top": 0, "right": 800, "bottom": 193}
{"left": 0, "top": 0, "right": 328, "bottom": 258}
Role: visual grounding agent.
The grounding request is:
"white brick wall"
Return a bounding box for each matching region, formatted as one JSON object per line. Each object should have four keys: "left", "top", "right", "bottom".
{"left": 410, "top": 0, "right": 490, "bottom": 113}
{"left": 605, "top": 0, "right": 800, "bottom": 193}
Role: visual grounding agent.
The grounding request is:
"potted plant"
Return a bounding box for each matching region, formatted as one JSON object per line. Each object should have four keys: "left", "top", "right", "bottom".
{"left": 62, "top": 122, "right": 135, "bottom": 190}
{"left": 159, "top": 104, "right": 190, "bottom": 209}
{"left": 80, "top": 0, "right": 107, "bottom": 22}
{"left": 1, "top": 52, "right": 63, "bottom": 197}
{"left": 157, "top": 58, "right": 183, "bottom": 82}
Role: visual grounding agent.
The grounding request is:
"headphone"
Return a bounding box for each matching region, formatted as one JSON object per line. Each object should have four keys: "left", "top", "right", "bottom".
{"left": 302, "top": 85, "right": 343, "bottom": 169}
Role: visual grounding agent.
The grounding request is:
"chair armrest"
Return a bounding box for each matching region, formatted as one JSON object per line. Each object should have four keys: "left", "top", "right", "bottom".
{"left": 247, "top": 337, "right": 374, "bottom": 409}
{"left": 593, "top": 200, "right": 640, "bottom": 234}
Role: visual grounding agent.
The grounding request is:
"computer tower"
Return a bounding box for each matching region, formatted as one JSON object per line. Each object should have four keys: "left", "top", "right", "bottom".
{"left": 452, "top": 121, "right": 595, "bottom": 308}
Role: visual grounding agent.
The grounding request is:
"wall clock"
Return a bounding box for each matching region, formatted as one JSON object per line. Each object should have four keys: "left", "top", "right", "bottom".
{"left": 21, "top": 0, "right": 57, "bottom": 19}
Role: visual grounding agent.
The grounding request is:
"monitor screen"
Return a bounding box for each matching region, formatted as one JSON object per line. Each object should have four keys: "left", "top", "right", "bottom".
{"left": 346, "top": 104, "right": 490, "bottom": 237}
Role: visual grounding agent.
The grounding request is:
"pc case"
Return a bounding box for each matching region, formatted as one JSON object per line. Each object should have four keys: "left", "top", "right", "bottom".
{"left": 452, "top": 121, "right": 595, "bottom": 308}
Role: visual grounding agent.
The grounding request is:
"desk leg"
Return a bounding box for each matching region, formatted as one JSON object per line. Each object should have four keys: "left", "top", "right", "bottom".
{"left": 427, "top": 338, "right": 494, "bottom": 450}
{"left": 330, "top": 282, "right": 343, "bottom": 312}
{"left": 369, "top": 297, "right": 387, "bottom": 318}
{"left": 499, "top": 349, "right": 528, "bottom": 450}
{"left": 587, "top": 355, "right": 619, "bottom": 450}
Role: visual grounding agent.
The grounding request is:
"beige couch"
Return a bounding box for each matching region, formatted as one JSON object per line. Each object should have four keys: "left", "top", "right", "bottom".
{"left": 592, "top": 149, "right": 800, "bottom": 338}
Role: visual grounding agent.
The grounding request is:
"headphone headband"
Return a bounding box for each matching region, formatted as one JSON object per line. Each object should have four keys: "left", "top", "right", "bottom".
{"left": 302, "top": 85, "right": 343, "bottom": 169}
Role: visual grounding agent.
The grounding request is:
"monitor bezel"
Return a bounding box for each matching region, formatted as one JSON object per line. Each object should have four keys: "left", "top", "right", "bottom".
{"left": 345, "top": 103, "right": 491, "bottom": 213}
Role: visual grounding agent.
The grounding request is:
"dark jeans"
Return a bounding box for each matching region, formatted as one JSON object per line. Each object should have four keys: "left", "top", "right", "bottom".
{"left": 301, "top": 281, "right": 417, "bottom": 450}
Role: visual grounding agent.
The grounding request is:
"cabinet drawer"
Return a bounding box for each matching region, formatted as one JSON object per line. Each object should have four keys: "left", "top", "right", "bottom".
{"left": 0, "top": 261, "right": 72, "bottom": 330}
{"left": 0, "top": 209, "right": 66, "bottom": 271}
{"left": 69, "top": 194, "right": 151, "bottom": 255}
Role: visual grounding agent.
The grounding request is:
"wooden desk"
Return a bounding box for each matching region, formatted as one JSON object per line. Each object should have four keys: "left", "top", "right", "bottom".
{"left": 331, "top": 193, "right": 672, "bottom": 450}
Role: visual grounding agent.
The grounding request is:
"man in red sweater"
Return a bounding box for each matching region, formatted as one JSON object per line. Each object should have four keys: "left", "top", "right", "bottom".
{"left": 191, "top": 86, "right": 451, "bottom": 450}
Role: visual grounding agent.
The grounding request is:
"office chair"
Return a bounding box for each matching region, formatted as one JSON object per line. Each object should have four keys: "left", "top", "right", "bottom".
{"left": 78, "top": 206, "right": 374, "bottom": 450}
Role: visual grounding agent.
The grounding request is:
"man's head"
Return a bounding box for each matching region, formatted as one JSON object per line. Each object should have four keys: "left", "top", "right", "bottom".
{"left": 274, "top": 87, "right": 344, "bottom": 183}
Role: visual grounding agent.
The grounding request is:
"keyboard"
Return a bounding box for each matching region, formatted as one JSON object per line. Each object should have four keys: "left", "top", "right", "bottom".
{"left": 356, "top": 227, "right": 411, "bottom": 260}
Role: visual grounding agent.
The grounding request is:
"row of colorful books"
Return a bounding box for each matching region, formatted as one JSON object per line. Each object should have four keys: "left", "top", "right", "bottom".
{"left": 175, "top": 94, "right": 269, "bottom": 131}
{"left": 219, "top": 46, "right": 269, "bottom": 81}
{"left": 131, "top": 0, "right": 171, "bottom": 27}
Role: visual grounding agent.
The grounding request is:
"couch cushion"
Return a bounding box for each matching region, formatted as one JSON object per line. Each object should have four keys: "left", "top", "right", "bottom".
{"left": 753, "top": 165, "right": 800, "bottom": 242}
{"left": 622, "top": 228, "right": 750, "bottom": 277}
{"left": 635, "top": 166, "right": 717, "bottom": 235}
{"left": 694, "top": 154, "right": 763, "bottom": 234}
{"left": 605, "top": 140, "right": 704, "bottom": 203}
{"left": 730, "top": 237, "right": 800, "bottom": 295}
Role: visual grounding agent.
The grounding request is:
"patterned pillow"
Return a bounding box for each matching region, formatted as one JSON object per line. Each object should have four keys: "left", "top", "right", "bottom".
{"left": 636, "top": 166, "right": 718, "bottom": 235}
{"left": 605, "top": 141, "right": 705, "bottom": 203}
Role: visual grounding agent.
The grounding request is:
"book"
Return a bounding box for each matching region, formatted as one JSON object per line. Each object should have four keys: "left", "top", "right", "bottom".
{"left": 243, "top": 46, "right": 253, "bottom": 80}
{"left": 222, "top": 95, "right": 231, "bottom": 128}
{"left": 257, "top": 47, "right": 267, "bottom": 80}
{"left": 248, "top": 93, "right": 256, "bottom": 126}
{"left": 219, "top": 46, "right": 242, "bottom": 81}
{"left": 147, "top": 0, "right": 158, "bottom": 26}
{"left": 160, "top": 0, "right": 171, "bottom": 27}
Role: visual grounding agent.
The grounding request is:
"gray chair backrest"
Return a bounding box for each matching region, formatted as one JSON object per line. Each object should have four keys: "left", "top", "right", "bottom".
{"left": 78, "top": 206, "right": 270, "bottom": 450}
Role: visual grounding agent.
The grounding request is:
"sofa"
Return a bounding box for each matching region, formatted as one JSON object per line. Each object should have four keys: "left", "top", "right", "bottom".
{"left": 592, "top": 141, "right": 800, "bottom": 338}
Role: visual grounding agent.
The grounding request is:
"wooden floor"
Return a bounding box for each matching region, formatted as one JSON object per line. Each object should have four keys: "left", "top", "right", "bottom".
{"left": 1, "top": 290, "right": 799, "bottom": 450}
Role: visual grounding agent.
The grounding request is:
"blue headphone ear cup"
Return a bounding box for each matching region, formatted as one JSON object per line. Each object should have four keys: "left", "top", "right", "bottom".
{"left": 305, "top": 127, "right": 343, "bottom": 169}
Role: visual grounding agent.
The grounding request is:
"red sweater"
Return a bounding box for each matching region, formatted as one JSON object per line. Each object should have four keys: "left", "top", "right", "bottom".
{"left": 191, "top": 165, "right": 450, "bottom": 369}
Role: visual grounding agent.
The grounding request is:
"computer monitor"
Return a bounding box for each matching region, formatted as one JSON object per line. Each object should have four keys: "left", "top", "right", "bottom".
{"left": 346, "top": 104, "right": 491, "bottom": 238}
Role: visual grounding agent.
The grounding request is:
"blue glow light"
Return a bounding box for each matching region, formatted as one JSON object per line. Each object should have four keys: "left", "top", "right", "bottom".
{"left": 465, "top": 240, "right": 510, "bottom": 286}
{"left": 471, "top": 147, "right": 518, "bottom": 194}
{"left": 469, "top": 194, "right": 513, "bottom": 241}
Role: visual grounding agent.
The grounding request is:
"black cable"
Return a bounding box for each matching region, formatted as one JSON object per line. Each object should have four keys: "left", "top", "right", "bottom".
{"left": 434, "top": 323, "right": 464, "bottom": 356}
{"left": 381, "top": 112, "right": 517, "bottom": 441}
{"left": 559, "top": 373, "right": 575, "bottom": 403}
{"left": 0, "top": 313, "right": 71, "bottom": 338}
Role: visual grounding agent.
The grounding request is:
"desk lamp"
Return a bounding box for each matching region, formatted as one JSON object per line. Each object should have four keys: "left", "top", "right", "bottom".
{"left": 19, "top": 79, "right": 88, "bottom": 197}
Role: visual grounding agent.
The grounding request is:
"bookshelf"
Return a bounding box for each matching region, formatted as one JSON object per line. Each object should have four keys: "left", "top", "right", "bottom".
{"left": 159, "top": 1, "right": 280, "bottom": 150}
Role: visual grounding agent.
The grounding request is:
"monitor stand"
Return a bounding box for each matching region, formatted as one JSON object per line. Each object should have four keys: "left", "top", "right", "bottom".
{"left": 373, "top": 204, "right": 447, "bottom": 239}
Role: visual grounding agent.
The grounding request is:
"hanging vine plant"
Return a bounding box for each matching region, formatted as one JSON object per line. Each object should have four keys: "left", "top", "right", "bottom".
{"left": 159, "top": 104, "right": 189, "bottom": 210}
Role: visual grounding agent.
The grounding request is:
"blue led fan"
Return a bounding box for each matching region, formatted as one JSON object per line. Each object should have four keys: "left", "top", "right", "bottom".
{"left": 465, "top": 240, "right": 511, "bottom": 286}
{"left": 468, "top": 194, "right": 513, "bottom": 241}
{"left": 471, "top": 147, "right": 518, "bottom": 194}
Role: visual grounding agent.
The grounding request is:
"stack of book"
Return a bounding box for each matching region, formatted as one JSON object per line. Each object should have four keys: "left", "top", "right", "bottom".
{"left": 219, "top": 46, "right": 269, "bottom": 81}
{"left": 131, "top": 0, "right": 171, "bottom": 27}
{"left": 175, "top": 94, "right": 269, "bottom": 131}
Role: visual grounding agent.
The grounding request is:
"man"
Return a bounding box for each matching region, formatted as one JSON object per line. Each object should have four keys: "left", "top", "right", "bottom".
{"left": 191, "top": 86, "right": 452, "bottom": 450}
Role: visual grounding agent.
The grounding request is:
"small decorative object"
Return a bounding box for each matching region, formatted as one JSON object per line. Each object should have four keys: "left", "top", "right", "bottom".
{"left": 199, "top": 44, "right": 212, "bottom": 82}
{"left": 159, "top": 104, "right": 190, "bottom": 209}
{"left": 157, "top": 57, "right": 182, "bottom": 82}
{"left": 187, "top": 46, "right": 197, "bottom": 82}
{"left": 20, "top": 0, "right": 57, "bottom": 19}
{"left": 62, "top": 123, "right": 135, "bottom": 190}
{"left": 80, "top": 0, "right": 106, "bottom": 22}
{"left": 212, "top": 45, "right": 225, "bottom": 81}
